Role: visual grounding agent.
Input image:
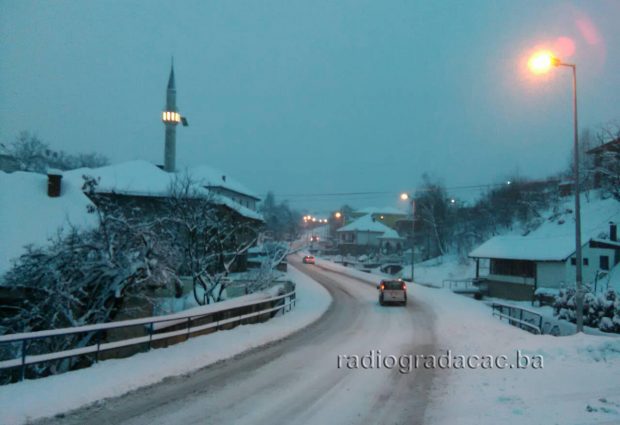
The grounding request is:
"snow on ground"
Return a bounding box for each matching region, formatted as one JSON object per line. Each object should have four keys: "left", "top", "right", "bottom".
{"left": 318, "top": 257, "right": 620, "bottom": 425}
{"left": 0, "top": 266, "right": 331, "bottom": 425}
{"left": 399, "top": 254, "right": 476, "bottom": 287}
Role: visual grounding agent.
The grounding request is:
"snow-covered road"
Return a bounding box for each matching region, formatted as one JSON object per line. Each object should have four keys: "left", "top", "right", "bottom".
{"left": 39, "top": 256, "right": 437, "bottom": 425}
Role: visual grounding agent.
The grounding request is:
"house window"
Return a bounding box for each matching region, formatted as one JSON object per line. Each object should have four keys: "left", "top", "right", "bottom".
{"left": 490, "top": 259, "right": 535, "bottom": 278}
{"left": 571, "top": 258, "right": 576, "bottom": 266}
{"left": 583, "top": 258, "right": 589, "bottom": 266}
{"left": 600, "top": 256, "right": 609, "bottom": 271}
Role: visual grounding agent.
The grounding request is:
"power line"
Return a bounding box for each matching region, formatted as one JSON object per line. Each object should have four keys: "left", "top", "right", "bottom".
{"left": 263, "top": 181, "right": 516, "bottom": 201}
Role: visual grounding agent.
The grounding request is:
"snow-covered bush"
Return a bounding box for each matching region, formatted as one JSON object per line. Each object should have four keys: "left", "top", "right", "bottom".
{"left": 554, "top": 288, "right": 620, "bottom": 333}
{"left": 0, "top": 203, "right": 177, "bottom": 381}
{"left": 245, "top": 242, "right": 289, "bottom": 294}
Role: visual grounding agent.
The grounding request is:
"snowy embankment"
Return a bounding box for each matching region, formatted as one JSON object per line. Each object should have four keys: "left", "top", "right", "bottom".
{"left": 0, "top": 266, "right": 331, "bottom": 425}
{"left": 317, "top": 257, "right": 620, "bottom": 425}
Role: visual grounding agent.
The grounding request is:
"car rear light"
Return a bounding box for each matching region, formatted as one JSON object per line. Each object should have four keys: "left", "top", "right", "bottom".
{"left": 402, "top": 283, "right": 407, "bottom": 290}
{"left": 380, "top": 283, "right": 385, "bottom": 291}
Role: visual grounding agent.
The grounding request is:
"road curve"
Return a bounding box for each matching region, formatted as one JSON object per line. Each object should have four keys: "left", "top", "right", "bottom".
{"left": 39, "top": 255, "right": 437, "bottom": 425}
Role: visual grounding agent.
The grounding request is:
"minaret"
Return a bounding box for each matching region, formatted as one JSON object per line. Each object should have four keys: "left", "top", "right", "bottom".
{"left": 162, "top": 61, "right": 180, "bottom": 172}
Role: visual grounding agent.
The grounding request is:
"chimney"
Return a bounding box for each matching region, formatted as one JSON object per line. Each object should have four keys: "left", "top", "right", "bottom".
{"left": 611, "top": 222, "right": 617, "bottom": 242}
{"left": 47, "top": 170, "right": 63, "bottom": 197}
{"left": 222, "top": 175, "right": 226, "bottom": 182}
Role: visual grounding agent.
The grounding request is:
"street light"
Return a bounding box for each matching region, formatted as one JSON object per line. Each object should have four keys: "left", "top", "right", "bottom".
{"left": 528, "top": 49, "right": 584, "bottom": 332}
{"left": 400, "top": 192, "right": 415, "bottom": 282}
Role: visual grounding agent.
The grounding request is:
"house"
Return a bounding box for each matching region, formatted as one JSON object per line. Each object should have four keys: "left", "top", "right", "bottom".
{"left": 469, "top": 196, "right": 620, "bottom": 300}
{"left": 350, "top": 206, "right": 407, "bottom": 229}
{"left": 1, "top": 161, "right": 264, "bottom": 319}
{"left": 588, "top": 136, "right": 620, "bottom": 189}
{"left": 337, "top": 214, "right": 404, "bottom": 255}
{"left": 2, "top": 160, "right": 263, "bottom": 277}
{"left": 188, "top": 166, "right": 261, "bottom": 211}
{"left": 63, "top": 160, "right": 263, "bottom": 222}
{"left": 0, "top": 170, "right": 99, "bottom": 313}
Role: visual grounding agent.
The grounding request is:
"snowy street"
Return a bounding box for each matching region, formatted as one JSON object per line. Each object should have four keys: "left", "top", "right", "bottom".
{"left": 35, "top": 255, "right": 437, "bottom": 425}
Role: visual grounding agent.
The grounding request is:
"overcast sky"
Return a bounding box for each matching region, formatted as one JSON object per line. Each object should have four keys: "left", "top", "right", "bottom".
{"left": 1, "top": 0, "right": 619, "bottom": 213}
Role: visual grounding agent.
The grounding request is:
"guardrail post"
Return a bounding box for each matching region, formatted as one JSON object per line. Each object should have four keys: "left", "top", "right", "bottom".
{"left": 95, "top": 330, "right": 101, "bottom": 363}
{"left": 20, "top": 339, "right": 27, "bottom": 382}
{"left": 519, "top": 309, "right": 524, "bottom": 331}
{"left": 186, "top": 317, "right": 191, "bottom": 341}
{"left": 148, "top": 322, "right": 154, "bottom": 351}
{"left": 539, "top": 316, "right": 543, "bottom": 335}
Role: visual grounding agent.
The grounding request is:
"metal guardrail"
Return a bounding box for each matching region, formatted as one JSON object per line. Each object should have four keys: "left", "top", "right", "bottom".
{"left": 491, "top": 302, "right": 544, "bottom": 335}
{"left": 442, "top": 278, "right": 477, "bottom": 290}
{"left": 0, "top": 289, "right": 296, "bottom": 382}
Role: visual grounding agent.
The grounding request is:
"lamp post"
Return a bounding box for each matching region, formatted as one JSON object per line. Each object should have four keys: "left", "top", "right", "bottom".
{"left": 528, "top": 50, "right": 583, "bottom": 332}
{"left": 400, "top": 193, "right": 415, "bottom": 282}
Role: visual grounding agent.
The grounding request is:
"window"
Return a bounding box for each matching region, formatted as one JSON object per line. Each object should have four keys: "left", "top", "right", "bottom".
{"left": 600, "top": 256, "right": 610, "bottom": 271}
{"left": 571, "top": 258, "right": 576, "bottom": 266}
{"left": 583, "top": 258, "right": 589, "bottom": 266}
{"left": 490, "top": 259, "right": 535, "bottom": 278}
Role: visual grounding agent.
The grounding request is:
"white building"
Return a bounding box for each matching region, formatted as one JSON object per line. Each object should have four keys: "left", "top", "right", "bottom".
{"left": 337, "top": 214, "right": 404, "bottom": 255}
{"left": 469, "top": 196, "right": 620, "bottom": 300}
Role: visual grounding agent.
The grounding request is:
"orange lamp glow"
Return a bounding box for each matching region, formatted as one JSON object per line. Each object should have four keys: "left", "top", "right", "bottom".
{"left": 528, "top": 50, "right": 560, "bottom": 74}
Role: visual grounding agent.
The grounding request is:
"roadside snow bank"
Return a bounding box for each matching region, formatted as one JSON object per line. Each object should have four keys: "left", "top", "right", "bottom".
{"left": 318, "top": 257, "right": 620, "bottom": 425}
{"left": 0, "top": 265, "right": 331, "bottom": 425}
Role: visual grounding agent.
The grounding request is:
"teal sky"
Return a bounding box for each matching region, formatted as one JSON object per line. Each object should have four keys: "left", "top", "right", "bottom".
{"left": 1, "top": 0, "right": 619, "bottom": 211}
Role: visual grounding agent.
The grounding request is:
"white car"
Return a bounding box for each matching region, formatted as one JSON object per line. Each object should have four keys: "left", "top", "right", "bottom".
{"left": 377, "top": 279, "right": 407, "bottom": 306}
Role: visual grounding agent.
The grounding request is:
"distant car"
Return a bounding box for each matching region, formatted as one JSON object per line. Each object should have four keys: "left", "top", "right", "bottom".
{"left": 377, "top": 279, "right": 407, "bottom": 306}
{"left": 302, "top": 255, "right": 316, "bottom": 264}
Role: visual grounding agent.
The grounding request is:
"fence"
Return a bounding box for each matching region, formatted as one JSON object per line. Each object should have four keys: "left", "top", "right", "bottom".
{"left": 0, "top": 288, "right": 296, "bottom": 383}
{"left": 491, "top": 302, "right": 542, "bottom": 334}
{"left": 442, "top": 278, "right": 487, "bottom": 298}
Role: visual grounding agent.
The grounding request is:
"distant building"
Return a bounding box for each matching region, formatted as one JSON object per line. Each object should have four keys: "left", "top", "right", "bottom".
{"left": 349, "top": 206, "right": 407, "bottom": 230}
{"left": 337, "top": 214, "right": 404, "bottom": 255}
{"left": 588, "top": 136, "right": 620, "bottom": 189}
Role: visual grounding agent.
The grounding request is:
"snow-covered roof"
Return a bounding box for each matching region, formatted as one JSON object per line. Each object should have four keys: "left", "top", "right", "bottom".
{"left": 355, "top": 206, "right": 406, "bottom": 216}
{"left": 469, "top": 235, "right": 577, "bottom": 261}
{"left": 378, "top": 227, "right": 404, "bottom": 240}
{"left": 337, "top": 214, "right": 396, "bottom": 234}
{"left": 470, "top": 195, "right": 620, "bottom": 261}
{"left": 0, "top": 171, "right": 98, "bottom": 274}
{"left": 64, "top": 160, "right": 172, "bottom": 196}
{"left": 187, "top": 165, "right": 260, "bottom": 200}
{"left": 63, "top": 160, "right": 263, "bottom": 221}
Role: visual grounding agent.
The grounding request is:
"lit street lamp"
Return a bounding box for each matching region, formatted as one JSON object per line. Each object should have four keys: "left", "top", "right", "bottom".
{"left": 400, "top": 193, "right": 415, "bottom": 282}
{"left": 528, "top": 49, "right": 584, "bottom": 332}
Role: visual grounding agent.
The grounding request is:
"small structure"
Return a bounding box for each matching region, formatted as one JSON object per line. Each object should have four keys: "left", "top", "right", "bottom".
{"left": 337, "top": 214, "right": 404, "bottom": 255}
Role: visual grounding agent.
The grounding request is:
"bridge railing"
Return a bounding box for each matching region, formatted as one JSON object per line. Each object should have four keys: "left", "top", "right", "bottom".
{"left": 0, "top": 288, "right": 296, "bottom": 383}
{"left": 491, "top": 302, "right": 545, "bottom": 335}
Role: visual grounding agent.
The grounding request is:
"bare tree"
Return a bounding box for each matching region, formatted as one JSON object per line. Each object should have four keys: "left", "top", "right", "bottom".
{"left": 245, "top": 242, "right": 289, "bottom": 294}
{"left": 162, "top": 175, "right": 259, "bottom": 305}
{"left": 592, "top": 122, "right": 620, "bottom": 200}
{"left": 415, "top": 174, "right": 452, "bottom": 258}
{"left": 8, "top": 131, "right": 50, "bottom": 172}
{"left": 5, "top": 131, "right": 109, "bottom": 172}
